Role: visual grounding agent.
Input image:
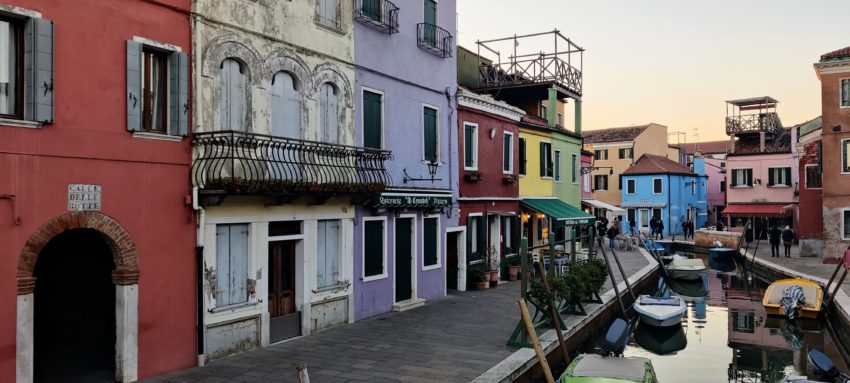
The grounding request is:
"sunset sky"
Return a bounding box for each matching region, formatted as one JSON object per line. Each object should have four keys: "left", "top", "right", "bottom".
{"left": 456, "top": 0, "right": 849, "bottom": 143}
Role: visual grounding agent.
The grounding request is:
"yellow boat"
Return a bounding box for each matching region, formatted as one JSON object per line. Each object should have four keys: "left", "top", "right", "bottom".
{"left": 762, "top": 278, "right": 824, "bottom": 319}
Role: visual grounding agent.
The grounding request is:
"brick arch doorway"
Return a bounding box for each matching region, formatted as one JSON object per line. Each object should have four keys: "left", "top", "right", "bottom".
{"left": 16, "top": 211, "right": 139, "bottom": 383}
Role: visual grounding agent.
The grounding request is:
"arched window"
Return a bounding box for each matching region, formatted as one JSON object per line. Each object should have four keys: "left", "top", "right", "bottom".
{"left": 219, "top": 58, "right": 247, "bottom": 131}
{"left": 319, "top": 82, "right": 340, "bottom": 144}
{"left": 270, "top": 71, "right": 301, "bottom": 138}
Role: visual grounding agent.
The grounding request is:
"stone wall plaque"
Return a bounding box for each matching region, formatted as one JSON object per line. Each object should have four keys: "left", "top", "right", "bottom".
{"left": 67, "top": 184, "right": 102, "bottom": 211}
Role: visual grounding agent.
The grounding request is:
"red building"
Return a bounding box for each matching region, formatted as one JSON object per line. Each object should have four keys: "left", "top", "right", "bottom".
{"left": 456, "top": 89, "right": 523, "bottom": 289}
{"left": 0, "top": 1, "right": 195, "bottom": 381}
{"left": 796, "top": 117, "right": 823, "bottom": 257}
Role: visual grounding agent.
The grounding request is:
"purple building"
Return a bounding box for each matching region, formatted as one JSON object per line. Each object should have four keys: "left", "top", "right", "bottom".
{"left": 352, "top": 0, "right": 459, "bottom": 319}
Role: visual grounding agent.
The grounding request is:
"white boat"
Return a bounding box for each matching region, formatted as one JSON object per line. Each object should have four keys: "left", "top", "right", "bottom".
{"left": 660, "top": 253, "right": 687, "bottom": 265}
{"left": 632, "top": 295, "right": 687, "bottom": 327}
{"left": 666, "top": 258, "right": 706, "bottom": 280}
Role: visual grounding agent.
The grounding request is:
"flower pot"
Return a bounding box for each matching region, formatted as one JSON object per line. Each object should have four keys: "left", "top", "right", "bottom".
{"left": 508, "top": 265, "right": 521, "bottom": 281}
{"left": 482, "top": 271, "right": 493, "bottom": 282}
{"left": 475, "top": 281, "right": 488, "bottom": 291}
{"left": 489, "top": 270, "right": 500, "bottom": 282}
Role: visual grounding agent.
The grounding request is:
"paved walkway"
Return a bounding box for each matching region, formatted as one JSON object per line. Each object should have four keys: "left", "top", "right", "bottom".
{"left": 742, "top": 242, "right": 850, "bottom": 295}
{"left": 145, "top": 249, "right": 650, "bottom": 383}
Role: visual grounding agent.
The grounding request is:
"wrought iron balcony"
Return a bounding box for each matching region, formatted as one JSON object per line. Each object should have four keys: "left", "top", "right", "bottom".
{"left": 192, "top": 131, "right": 392, "bottom": 198}
{"left": 417, "top": 23, "right": 453, "bottom": 58}
{"left": 354, "top": 0, "right": 399, "bottom": 34}
{"left": 726, "top": 113, "right": 781, "bottom": 136}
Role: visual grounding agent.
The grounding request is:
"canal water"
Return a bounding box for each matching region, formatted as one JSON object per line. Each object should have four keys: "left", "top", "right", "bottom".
{"left": 576, "top": 252, "right": 850, "bottom": 382}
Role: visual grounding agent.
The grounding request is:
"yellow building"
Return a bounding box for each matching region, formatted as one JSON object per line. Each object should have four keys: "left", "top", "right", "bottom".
{"left": 583, "top": 123, "right": 682, "bottom": 208}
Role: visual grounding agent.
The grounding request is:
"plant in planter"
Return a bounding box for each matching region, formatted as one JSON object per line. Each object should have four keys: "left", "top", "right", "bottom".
{"left": 502, "top": 174, "right": 519, "bottom": 185}
{"left": 468, "top": 267, "right": 487, "bottom": 291}
{"left": 506, "top": 256, "right": 521, "bottom": 281}
{"left": 487, "top": 246, "right": 500, "bottom": 285}
{"left": 464, "top": 170, "right": 483, "bottom": 182}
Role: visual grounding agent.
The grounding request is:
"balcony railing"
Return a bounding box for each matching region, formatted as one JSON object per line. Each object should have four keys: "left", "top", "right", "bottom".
{"left": 479, "top": 54, "right": 583, "bottom": 97}
{"left": 726, "top": 113, "right": 781, "bottom": 135}
{"left": 417, "top": 23, "right": 453, "bottom": 58}
{"left": 354, "top": 0, "right": 399, "bottom": 34}
{"left": 192, "top": 131, "right": 392, "bottom": 196}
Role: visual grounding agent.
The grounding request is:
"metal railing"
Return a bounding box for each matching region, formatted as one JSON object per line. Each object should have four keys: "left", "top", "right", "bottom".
{"left": 479, "top": 54, "right": 583, "bottom": 97}
{"left": 417, "top": 23, "right": 453, "bottom": 58}
{"left": 726, "top": 113, "right": 781, "bottom": 135}
{"left": 192, "top": 131, "right": 392, "bottom": 195}
{"left": 354, "top": 0, "right": 399, "bottom": 34}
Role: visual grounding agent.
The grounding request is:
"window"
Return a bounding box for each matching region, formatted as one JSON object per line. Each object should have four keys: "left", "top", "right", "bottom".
{"left": 215, "top": 224, "right": 249, "bottom": 306}
{"left": 806, "top": 164, "right": 822, "bottom": 188}
{"left": 593, "top": 174, "right": 608, "bottom": 191}
{"left": 571, "top": 154, "right": 578, "bottom": 183}
{"left": 269, "top": 221, "right": 301, "bottom": 236}
{"left": 316, "top": 0, "right": 341, "bottom": 29}
{"left": 423, "top": 106, "right": 438, "bottom": 162}
{"left": 731, "top": 168, "right": 753, "bottom": 187}
{"left": 540, "top": 142, "right": 553, "bottom": 178}
{"left": 218, "top": 58, "right": 247, "bottom": 131}
{"left": 127, "top": 39, "right": 187, "bottom": 135}
{"left": 842, "top": 78, "right": 850, "bottom": 107}
{"left": 519, "top": 137, "right": 527, "bottom": 175}
{"left": 594, "top": 149, "right": 608, "bottom": 160}
{"left": 316, "top": 220, "right": 341, "bottom": 289}
{"left": 627, "top": 209, "right": 635, "bottom": 224}
{"left": 583, "top": 172, "right": 591, "bottom": 192}
{"left": 554, "top": 150, "right": 562, "bottom": 182}
{"left": 463, "top": 122, "right": 478, "bottom": 170}
{"left": 423, "top": 0, "right": 438, "bottom": 45}
{"left": 536, "top": 216, "right": 545, "bottom": 240}
{"left": 653, "top": 178, "right": 662, "bottom": 194}
{"left": 843, "top": 139, "right": 850, "bottom": 173}
{"left": 467, "top": 215, "right": 485, "bottom": 261}
{"left": 618, "top": 147, "right": 633, "bottom": 159}
{"left": 843, "top": 209, "right": 850, "bottom": 240}
{"left": 720, "top": 180, "right": 726, "bottom": 192}
{"left": 362, "top": 89, "right": 383, "bottom": 148}
{"left": 540, "top": 104, "right": 548, "bottom": 119}
{"left": 363, "top": 218, "right": 386, "bottom": 280}
{"left": 271, "top": 72, "right": 301, "bottom": 138}
{"left": 319, "top": 83, "right": 340, "bottom": 143}
{"left": 423, "top": 217, "right": 440, "bottom": 269}
{"left": 652, "top": 208, "right": 662, "bottom": 220}
{"left": 0, "top": 16, "right": 53, "bottom": 122}
{"left": 626, "top": 179, "right": 635, "bottom": 194}
{"left": 503, "top": 132, "right": 514, "bottom": 173}
{"left": 720, "top": 162, "right": 726, "bottom": 168}
{"left": 361, "top": 0, "right": 381, "bottom": 21}
{"left": 767, "top": 167, "right": 791, "bottom": 187}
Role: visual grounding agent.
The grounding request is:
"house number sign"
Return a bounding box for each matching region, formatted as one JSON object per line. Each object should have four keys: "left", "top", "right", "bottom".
{"left": 67, "top": 184, "right": 102, "bottom": 211}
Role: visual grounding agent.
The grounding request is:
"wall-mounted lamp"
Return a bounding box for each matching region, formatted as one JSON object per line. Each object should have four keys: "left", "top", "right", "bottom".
{"left": 580, "top": 166, "right": 614, "bottom": 175}
{"left": 490, "top": 128, "right": 497, "bottom": 139}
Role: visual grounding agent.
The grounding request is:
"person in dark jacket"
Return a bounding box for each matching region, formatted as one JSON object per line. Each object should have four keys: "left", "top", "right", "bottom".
{"left": 607, "top": 223, "right": 619, "bottom": 249}
{"left": 656, "top": 219, "right": 665, "bottom": 240}
{"left": 768, "top": 225, "right": 781, "bottom": 258}
{"left": 782, "top": 226, "right": 794, "bottom": 258}
{"left": 629, "top": 218, "right": 636, "bottom": 234}
{"left": 716, "top": 219, "right": 724, "bottom": 232}
{"left": 649, "top": 217, "right": 657, "bottom": 238}
{"left": 681, "top": 220, "right": 688, "bottom": 239}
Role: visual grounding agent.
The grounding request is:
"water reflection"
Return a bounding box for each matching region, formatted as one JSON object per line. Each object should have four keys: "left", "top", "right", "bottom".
{"left": 618, "top": 253, "right": 850, "bottom": 382}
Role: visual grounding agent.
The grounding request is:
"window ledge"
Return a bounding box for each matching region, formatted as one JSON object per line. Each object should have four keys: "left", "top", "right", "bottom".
{"left": 315, "top": 19, "right": 346, "bottom": 35}
{"left": 0, "top": 118, "right": 42, "bottom": 129}
{"left": 767, "top": 185, "right": 790, "bottom": 188}
{"left": 362, "top": 273, "right": 388, "bottom": 283}
{"left": 209, "top": 301, "right": 258, "bottom": 313}
{"left": 731, "top": 186, "right": 753, "bottom": 189}
{"left": 313, "top": 282, "right": 350, "bottom": 294}
{"left": 132, "top": 131, "right": 184, "bottom": 142}
{"left": 422, "top": 264, "right": 441, "bottom": 271}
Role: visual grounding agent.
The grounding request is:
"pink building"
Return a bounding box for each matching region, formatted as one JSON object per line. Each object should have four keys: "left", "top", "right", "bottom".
{"left": 686, "top": 141, "right": 732, "bottom": 226}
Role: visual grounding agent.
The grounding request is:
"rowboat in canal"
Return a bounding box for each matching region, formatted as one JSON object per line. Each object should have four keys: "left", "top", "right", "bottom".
{"left": 558, "top": 354, "right": 658, "bottom": 383}
{"left": 632, "top": 295, "right": 686, "bottom": 327}
{"left": 763, "top": 278, "right": 823, "bottom": 319}
{"left": 665, "top": 258, "right": 706, "bottom": 280}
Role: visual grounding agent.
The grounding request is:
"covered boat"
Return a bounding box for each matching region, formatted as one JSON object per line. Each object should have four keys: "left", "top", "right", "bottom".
{"left": 660, "top": 253, "right": 686, "bottom": 265}
{"left": 634, "top": 323, "right": 687, "bottom": 355}
{"left": 559, "top": 354, "right": 657, "bottom": 383}
{"left": 763, "top": 278, "right": 823, "bottom": 319}
{"left": 666, "top": 258, "right": 706, "bottom": 280}
{"left": 633, "top": 295, "right": 686, "bottom": 327}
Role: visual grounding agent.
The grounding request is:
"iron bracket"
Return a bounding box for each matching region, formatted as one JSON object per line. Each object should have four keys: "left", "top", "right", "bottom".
{"left": 0, "top": 194, "right": 23, "bottom": 225}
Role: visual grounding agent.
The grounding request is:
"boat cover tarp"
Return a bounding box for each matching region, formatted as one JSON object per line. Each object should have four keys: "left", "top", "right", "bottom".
{"left": 571, "top": 354, "right": 647, "bottom": 381}
{"left": 639, "top": 296, "right": 681, "bottom": 306}
{"left": 781, "top": 285, "right": 806, "bottom": 320}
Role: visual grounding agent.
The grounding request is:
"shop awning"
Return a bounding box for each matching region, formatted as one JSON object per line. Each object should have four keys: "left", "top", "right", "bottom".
{"left": 721, "top": 204, "right": 792, "bottom": 217}
{"left": 521, "top": 198, "right": 595, "bottom": 225}
{"left": 581, "top": 199, "right": 626, "bottom": 213}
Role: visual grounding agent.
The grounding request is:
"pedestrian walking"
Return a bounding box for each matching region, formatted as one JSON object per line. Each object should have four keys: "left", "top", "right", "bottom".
{"left": 782, "top": 226, "right": 794, "bottom": 258}
{"left": 681, "top": 220, "right": 688, "bottom": 239}
{"left": 649, "top": 217, "right": 657, "bottom": 238}
{"left": 629, "top": 218, "right": 636, "bottom": 234}
{"left": 607, "top": 223, "right": 619, "bottom": 249}
{"left": 716, "top": 220, "right": 725, "bottom": 232}
{"left": 769, "top": 225, "right": 781, "bottom": 258}
{"left": 656, "top": 218, "right": 665, "bottom": 240}
{"left": 688, "top": 220, "right": 695, "bottom": 239}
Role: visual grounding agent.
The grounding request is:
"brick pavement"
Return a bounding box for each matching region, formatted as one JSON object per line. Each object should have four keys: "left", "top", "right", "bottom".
{"left": 144, "top": 248, "right": 649, "bottom": 383}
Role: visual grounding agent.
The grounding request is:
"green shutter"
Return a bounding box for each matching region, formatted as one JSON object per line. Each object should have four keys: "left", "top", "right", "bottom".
{"left": 424, "top": 218, "right": 438, "bottom": 266}
{"left": 363, "top": 91, "right": 382, "bottom": 148}
{"left": 364, "top": 220, "right": 384, "bottom": 277}
{"left": 424, "top": 0, "right": 437, "bottom": 45}
{"left": 539, "top": 142, "right": 546, "bottom": 177}
{"left": 519, "top": 138, "right": 526, "bottom": 175}
{"left": 464, "top": 125, "right": 474, "bottom": 167}
{"left": 768, "top": 169, "right": 775, "bottom": 186}
{"left": 363, "top": 0, "right": 381, "bottom": 20}
{"left": 424, "top": 107, "right": 437, "bottom": 162}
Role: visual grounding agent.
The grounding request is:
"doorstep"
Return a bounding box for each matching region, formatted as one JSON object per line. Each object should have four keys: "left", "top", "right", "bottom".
{"left": 392, "top": 298, "right": 425, "bottom": 312}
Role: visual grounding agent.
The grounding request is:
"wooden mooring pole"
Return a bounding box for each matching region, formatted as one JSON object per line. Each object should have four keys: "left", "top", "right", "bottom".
{"left": 535, "top": 261, "right": 570, "bottom": 366}
{"left": 518, "top": 299, "right": 555, "bottom": 383}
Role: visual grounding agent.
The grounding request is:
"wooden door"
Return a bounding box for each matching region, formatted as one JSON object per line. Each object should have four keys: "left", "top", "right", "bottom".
{"left": 268, "top": 241, "right": 296, "bottom": 318}
{"left": 395, "top": 218, "right": 413, "bottom": 302}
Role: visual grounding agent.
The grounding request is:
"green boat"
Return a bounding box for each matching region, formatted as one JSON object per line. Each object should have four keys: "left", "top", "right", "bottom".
{"left": 559, "top": 354, "right": 658, "bottom": 383}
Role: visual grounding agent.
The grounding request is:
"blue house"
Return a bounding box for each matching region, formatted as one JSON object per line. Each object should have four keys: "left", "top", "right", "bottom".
{"left": 620, "top": 154, "right": 707, "bottom": 238}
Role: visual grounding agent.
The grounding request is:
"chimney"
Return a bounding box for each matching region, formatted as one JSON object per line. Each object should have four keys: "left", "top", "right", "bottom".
{"left": 759, "top": 131, "right": 766, "bottom": 153}
{"left": 729, "top": 136, "right": 735, "bottom": 154}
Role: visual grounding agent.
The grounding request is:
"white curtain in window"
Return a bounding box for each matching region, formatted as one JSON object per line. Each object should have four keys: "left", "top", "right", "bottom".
{"left": 317, "top": 220, "right": 341, "bottom": 289}
{"left": 150, "top": 56, "right": 164, "bottom": 131}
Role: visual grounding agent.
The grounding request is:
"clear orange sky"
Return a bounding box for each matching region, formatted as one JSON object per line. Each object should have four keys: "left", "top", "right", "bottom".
{"left": 457, "top": 0, "right": 849, "bottom": 143}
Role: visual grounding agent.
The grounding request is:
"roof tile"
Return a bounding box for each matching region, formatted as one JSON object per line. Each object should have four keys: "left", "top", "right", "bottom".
{"left": 622, "top": 154, "right": 694, "bottom": 176}
{"left": 583, "top": 125, "right": 650, "bottom": 143}
{"left": 729, "top": 127, "right": 793, "bottom": 156}
{"left": 821, "top": 45, "right": 850, "bottom": 62}
{"left": 684, "top": 140, "right": 732, "bottom": 155}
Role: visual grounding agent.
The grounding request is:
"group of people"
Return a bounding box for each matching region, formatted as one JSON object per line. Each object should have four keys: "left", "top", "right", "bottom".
{"left": 768, "top": 225, "right": 795, "bottom": 258}
{"left": 596, "top": 217, "right": 622, "bottom": 249}
{"left": 680, "top": 219, "right": 696, "bottom": 240}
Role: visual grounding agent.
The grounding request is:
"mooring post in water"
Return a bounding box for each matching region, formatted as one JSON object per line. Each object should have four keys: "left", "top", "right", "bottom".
{"left": 535, "top": 261, "right": 571, "bottom": 366}
{"left": 518, "top": 299, "right": 555, "bottom": 383}
{"left": 296, "top": 362, "right": 309, "bottom": 383}
{"left": 520, "top": 236, "right": 529, "bottom": 344}
{"left": 598, "top": 237, "right": 628, "bottom": 318}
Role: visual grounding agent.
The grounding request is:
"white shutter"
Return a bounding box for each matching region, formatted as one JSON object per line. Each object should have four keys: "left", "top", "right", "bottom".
{"left": 321, "top": 83, "right": 339, "bottom": 143}
{"left": 271, "top": 72, "right": 301, "bottom": 138}
{"left": 126, "top": 41, "right": 143, "bottom": 132}
{"left": 328, "top": 220, "right": 340, "bottom": 284}
{"left": 317, "top": 220, "right": 327, "bottom": 288}
{"left": 218, "top": 60, "right": 231, "bottom": 131}
{"left": 220, "top": 59, "right": 246, "bottom": 131}
{"left": 317, "top": 220, "right": 341, "bottom": 288}
{"left": 230, "top": 224, "right": 249, "bottom": 304}
{"left": 270, "top": 72, "right": 284, "bottom": 137}
{"left": 215, "top": 225, "right": 231, "bottom": 305}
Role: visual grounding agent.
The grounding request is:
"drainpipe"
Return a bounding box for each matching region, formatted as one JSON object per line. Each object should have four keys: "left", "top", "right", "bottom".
{"left": 445, "top": 87, "right": 455, "bottom": 219}
{"left": 668, "top": 175, "right": 673, "bottom": 240}
{"left": 192, "top": 186, "right": 206, "bottom": 366}
{"left": 547, "top": 88, "right": 557, "bottom": 127}
{"left": 574, "top": 99, "right": 582, "bottom": 135}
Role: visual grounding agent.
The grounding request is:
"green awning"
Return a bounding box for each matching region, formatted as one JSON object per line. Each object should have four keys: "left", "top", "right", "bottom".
{"left": 521, "top": 198, "right": 595, "bottom": 225}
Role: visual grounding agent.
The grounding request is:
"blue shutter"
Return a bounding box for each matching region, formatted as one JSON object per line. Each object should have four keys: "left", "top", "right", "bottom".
{"left": 126, "top": 41, "right": 142, "bottom": 132}
{"left": 25, "top": 18, "right": 54, "bottom": 123}
{"left": 168, "top": 51, "right": 189, "bottom": 136}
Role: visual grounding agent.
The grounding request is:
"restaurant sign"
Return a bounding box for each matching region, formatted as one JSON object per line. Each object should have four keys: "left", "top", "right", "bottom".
{"left": 372, "top": 194, "right": 452, "bottom": 209}
{"left": 67, "top": 184, "right": 102, "bottom": 211}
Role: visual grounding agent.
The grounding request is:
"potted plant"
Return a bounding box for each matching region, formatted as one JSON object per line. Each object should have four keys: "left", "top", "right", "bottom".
{"left": 487, "top": 246, "right": 500, "bottom": 286}
{"left": 464, "top": 170, "right": 483, "bottom": 182}
{"left": 502, "top": 174, "right": 519, "bottom": 184}
{"left": 506, "top": 256, "right": 521, "bottom": 281}
{"left": 468, "top": 267, "right": 487, "bottom": 291}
